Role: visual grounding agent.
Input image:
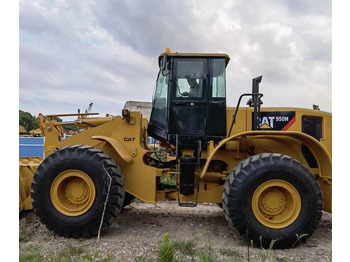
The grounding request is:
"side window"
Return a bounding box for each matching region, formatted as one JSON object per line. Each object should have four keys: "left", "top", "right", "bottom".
{"left": 174, "top": 60, "right": 205, "bottom": 99}
{"left": 211, "top": 59, "right": 226, "bottom": 98}
{"left": 150, "top": 69, "right": 168, "bottom": 127}
{"left": 302, "top": 116, "right": 322, "bottom": 140}
{"left": 155, "top": 73, "right": 167, "bottom": 98}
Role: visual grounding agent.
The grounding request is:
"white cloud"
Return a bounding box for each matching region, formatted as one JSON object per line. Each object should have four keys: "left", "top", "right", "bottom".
{"left": 20, "top": 0, "right": 332, "bottom": 117}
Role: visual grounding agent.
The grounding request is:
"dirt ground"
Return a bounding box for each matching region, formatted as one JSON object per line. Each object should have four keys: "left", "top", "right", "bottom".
{"left": 19, "top": 201, "right": 332, "bottom": 261}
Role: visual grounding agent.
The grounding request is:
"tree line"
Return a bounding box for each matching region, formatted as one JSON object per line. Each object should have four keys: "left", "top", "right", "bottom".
{"left": 19, "top": 110, "right": 78, "bottom": 132}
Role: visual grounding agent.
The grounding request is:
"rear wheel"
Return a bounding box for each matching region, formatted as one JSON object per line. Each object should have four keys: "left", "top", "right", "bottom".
{"left": 222, "top": 153, "right": 323, "bottom": 249}
{"left": 31, "top": 145, "right": 125, "bottom": 238}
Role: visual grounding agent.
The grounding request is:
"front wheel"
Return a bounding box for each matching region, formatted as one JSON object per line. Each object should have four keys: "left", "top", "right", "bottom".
{"left": 222, "top": 153, "right": 323, "bottom": 249}
{"left": 31, "top": 145, "right": 125, "bottom": 238}
{"left": 123, "top": 192, "right": 135, "bottom": 207}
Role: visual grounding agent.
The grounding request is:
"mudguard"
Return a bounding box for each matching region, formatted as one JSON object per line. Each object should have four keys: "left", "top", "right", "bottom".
{"left": 91, "top": 135, "right": 134, "bottom": 163}
{"left": 200, "top": 131, "right": 332, "bottom": 212}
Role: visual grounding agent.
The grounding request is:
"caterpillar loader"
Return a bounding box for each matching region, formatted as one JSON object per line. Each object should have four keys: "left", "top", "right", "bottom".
{"left": 19, "top": 125, "right": 32, "bottom": 137}
{"left": 29, "top": 49, "right": 331, "bottom": 248}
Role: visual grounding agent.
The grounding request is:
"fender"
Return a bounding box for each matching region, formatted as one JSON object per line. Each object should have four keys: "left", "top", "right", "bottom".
{"left": 91, "top": 135, "right": 133, "bottom": 163}
{"left": 200, "top": 131, "right": 332, "bottom": 212}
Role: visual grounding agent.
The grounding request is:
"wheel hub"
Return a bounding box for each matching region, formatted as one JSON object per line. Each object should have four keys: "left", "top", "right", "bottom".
{"left": 260, "top": 189, "right": 286, "bottom": 215}
{"left": 252, "top": 179, "right": 301, "bottom": 228}
{"left": 50, "top": 170, "right": 96, "bottom": 216}
{"left": 65, "top": 178, "right": 89, "bottom": 205}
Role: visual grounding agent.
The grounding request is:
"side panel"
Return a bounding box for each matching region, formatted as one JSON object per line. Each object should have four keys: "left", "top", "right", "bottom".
{"left": 244, "top": 107, "right": 332, "bottom": 155}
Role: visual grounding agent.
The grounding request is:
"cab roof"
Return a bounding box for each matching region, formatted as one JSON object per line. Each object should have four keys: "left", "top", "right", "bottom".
{"left": 158, "top": 52, "right": 230, "bottom": 67}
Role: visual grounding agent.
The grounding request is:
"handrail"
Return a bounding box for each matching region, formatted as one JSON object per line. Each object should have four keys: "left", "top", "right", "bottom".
{"left": 228, "top": 93, "right": 263, "bottom": 137}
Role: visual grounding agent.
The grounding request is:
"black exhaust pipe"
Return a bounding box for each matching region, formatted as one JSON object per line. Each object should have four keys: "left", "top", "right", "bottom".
{"left": 252, "top": 76, "right": 263, "bottom": 130}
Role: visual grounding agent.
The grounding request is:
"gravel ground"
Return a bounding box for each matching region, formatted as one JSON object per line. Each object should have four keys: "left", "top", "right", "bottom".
{"left": 19, "top": 201, "right": 332, "bottom": 261}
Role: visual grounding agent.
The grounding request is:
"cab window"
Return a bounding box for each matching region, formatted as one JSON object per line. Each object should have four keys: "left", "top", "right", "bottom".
{"left": 174, "top": 59, "right": 205, "bottom": 99}
{"left": 211, "top": 59, "right": 226, "bottom": 98}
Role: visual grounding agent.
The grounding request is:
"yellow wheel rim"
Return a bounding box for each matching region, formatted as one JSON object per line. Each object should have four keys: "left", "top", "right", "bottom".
{"left": 251, "top": 179, "right": 301, "bottom": 229}
{"left": 50, "top": 170, "right": 96, "bottom": 216}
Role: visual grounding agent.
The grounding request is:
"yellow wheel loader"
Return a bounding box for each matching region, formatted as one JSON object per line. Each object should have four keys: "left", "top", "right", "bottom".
{"left": 19, "top": 157, "right": 42, "bottom": 212}
{"left": 29, "top": 50, "right": 331, "bottom": 248}
{"left": 19, "top": 125, "right": 32, "bottom": 137}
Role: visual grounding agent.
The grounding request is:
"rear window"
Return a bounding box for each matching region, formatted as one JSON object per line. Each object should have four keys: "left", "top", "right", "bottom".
{"left": 302, "top": 116, "right": 322, "bottom": 140}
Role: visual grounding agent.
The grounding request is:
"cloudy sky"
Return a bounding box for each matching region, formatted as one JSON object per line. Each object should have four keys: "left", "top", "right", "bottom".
{"left": 19, "top": 0, "right": 332, "bottom": 118}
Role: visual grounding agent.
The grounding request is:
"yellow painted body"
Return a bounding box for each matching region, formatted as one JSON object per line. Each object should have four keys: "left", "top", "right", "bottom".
{"left": 36, "top": 105, "right": 331, "bottom": 213}
{"left": 19, "top": 157, "right": 43, "bottom": 212}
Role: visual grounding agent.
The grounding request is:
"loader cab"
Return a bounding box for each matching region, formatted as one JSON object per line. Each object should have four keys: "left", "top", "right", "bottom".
{"left": 148, "top": 51, "right": 230, "bottom": 145}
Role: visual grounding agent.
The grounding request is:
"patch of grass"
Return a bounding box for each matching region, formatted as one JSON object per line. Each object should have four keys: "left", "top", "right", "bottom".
{"left": 83, "top": 250, "right": 115, "bottom": 262}
{"left": 173, "top": 238, "right": 197, "bottom": 261}
{"left": 134, "top": 255, "right": 157, "bottom": 262}
{"left": 275, "top": 257, "right": 290, "bottom": 262}
{"left": 219, "top": 247, "right": 243, "bottom": 260}
{"left": 19, "top": 245, "right": 42, "bottom": 262}
{"left": 254, "top": 237, "right": 277, "bottom": 262}
{"left": 196, "top": 232, "right": 220, "bottom": 262}
{"left": 19, "top": 229, "right": 33, "bottom": 242}
{"left": 154, "top": 233, "right": 224, "bottom": 262}
{"left": 55, "top": 244, "right": 87, "bottom": 262}
{"left": 19, "top": 244, "right": 114, "bottom": 262}
{"left": 199, "top": 248, "right": 218, "bottom": 262}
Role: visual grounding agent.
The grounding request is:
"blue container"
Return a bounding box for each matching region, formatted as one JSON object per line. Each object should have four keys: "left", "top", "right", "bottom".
{"left": 19, "top": 137, "right": 45, "bottom": 158}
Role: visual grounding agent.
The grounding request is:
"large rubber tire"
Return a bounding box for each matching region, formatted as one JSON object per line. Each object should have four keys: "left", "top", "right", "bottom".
{"left": 123, "top": 192, "right": 135, "bottom": 207}
{"left": 222, "top": 153, "right": 323, "bottom": 249}
{"left": 31, "top": 145, "right": 125, "bottom": 238}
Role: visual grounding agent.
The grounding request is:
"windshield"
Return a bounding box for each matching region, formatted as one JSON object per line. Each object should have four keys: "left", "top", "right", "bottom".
{"left": 149, "top": 66, "right": 169, "bottom": 129}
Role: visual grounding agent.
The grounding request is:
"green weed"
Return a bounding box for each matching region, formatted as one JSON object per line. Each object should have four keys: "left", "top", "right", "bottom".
{"left": 173, "top": 238, "right": 197, "bottom": 261}
{"left": 19, "top": 229, "right": 33, "bottom": 242}
{"left": 157, "top": 233, "right": 175, "bottom": 262}
{"left": 291, "top": 233, "right": 308, "bottom": 248}
{"left": 219, "top": 247, "right": 243, "bottom": 259}
{"left": 19, "top": 244, "right": 114, "bottom": 262}
{"left": 83, "top": 250, "right": 115, "bottom": 262}
{"left": 199, "top": 243, "right": 218, "bottom": 262}
{"left": 19, "top": 245, "right": 41, "bottom": 262}
{"left": 55, "top": 244, "right": 87, "bottom": 262}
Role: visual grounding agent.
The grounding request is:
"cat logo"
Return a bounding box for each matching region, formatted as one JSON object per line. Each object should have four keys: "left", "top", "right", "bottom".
{"left": 124, "top": 137, "right": 136, "bottom": 142}
{"left": 259, "top": 117, "right": 275, "bottom": 129}
{"left": 253, "top": 111, "right": 296, "bottom": 131}
{"left": 260, "top": 123, "right": 272, "bottom": 129}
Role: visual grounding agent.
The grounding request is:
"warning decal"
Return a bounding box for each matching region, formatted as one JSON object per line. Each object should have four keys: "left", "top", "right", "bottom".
{"left": 252, "top": 111, "right": 296, "bottom": 131}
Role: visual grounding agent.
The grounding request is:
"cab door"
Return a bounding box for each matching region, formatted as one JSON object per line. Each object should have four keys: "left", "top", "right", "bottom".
{"left": 169, "top": 58, "right": 208, "bottom": 137}
{"left": 206, "top": 59, "right": 226, "bottom": 137}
